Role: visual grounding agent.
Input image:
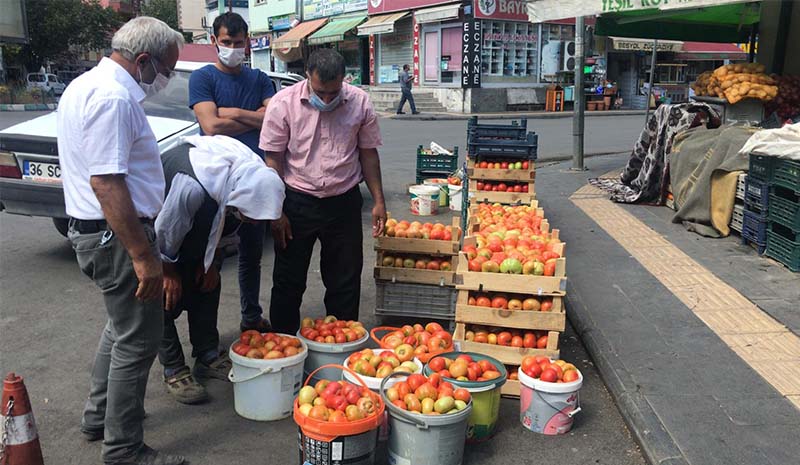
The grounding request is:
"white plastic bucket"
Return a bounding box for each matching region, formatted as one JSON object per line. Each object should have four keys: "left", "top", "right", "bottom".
{"left": 228, "top": 336, "right": 308, "bottom": 421}
{"left": 448, "top": 184, "right": 462, "bottom": 211}
{"left": 518, "top": 367, "right": 583, "bottom": 435}
{"left": 423, "top": 178, "right": 449, "bottom": 208}
{"left": 298, "top": 331, "right": 370, "bottom": 384}
{"left": 409, "top": 185, "right": 440, "bottom": 216}
{"left": 341, "top": 349, "right": 423, "bottom": 391}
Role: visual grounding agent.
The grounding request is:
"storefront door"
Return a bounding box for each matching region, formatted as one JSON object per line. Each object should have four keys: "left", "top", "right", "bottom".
{"left": 424, "top": 31, "right": 439, "bottom": 83}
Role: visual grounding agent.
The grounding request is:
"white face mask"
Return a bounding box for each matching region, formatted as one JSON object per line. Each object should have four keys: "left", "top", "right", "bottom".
{"left": 217, "top": 45, "right": 245, "bottom": 68}
{"left": 138, "top": 59, "right": 171, "bottom": 98}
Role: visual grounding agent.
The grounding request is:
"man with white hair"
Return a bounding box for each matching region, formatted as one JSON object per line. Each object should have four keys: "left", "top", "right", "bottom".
{"left": 57, "top": 17, "right": 186, "bottom": 465}
{"left": 154, "top": 136, "right": 284, "bottom": 404}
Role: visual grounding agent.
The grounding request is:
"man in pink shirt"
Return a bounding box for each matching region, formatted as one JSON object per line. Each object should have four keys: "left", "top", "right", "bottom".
{"left": 259, "top": 49, "right": 386, "bottom": 333}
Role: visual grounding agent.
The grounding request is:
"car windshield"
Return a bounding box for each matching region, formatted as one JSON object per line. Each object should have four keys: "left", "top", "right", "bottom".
{"left": 28, "top": 74, "right": 45, "bottom": 82}
{"left": 141, "top": 70, "right": 195, "bottom": 122}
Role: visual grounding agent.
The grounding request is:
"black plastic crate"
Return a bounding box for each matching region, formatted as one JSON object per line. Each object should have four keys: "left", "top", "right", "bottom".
{"left": 766, "top": 223, "right": 800, "bottom": 272}
{"left": 416, "top": 146, "right": 459, "bottom": 173}
{"left": 772, "top": 158, "right": 800, "bottom": 193}
{"left": 375, "top": 281, "right": 457, "bottom": 320}
{"left": 748, "top": 154, "right": 773, "bottom": 182}
{"left": 743, "top": 176, "right": 769, "bottom": 214}
{"left": 467, "top": 117, "right": 528, "bottom": 140}
{"left": 468, "top": 133, "right": 538, "bottom": 160}
{"left": 768, "top": 188, "right": 800, "bottom": 232}
{"left": 741, "top": 210, "right": 768, "bottom": 254}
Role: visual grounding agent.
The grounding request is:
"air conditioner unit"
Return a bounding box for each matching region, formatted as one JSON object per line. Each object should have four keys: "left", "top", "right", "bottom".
{"left": 562, "top": 41, "right": 576, "bottom": 71}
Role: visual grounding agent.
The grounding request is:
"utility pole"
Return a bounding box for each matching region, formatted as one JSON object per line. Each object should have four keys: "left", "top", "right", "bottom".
{"left": 571, "top": 16, "right": 586, "bottom": 171}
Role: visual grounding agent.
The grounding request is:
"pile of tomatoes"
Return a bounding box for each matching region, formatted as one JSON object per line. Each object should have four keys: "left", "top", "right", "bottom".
{"left": 380, "top": 322, "right": 454, "bottom": 358}
{"left": 296, "top": 380, "right": 379, "bottom": 423}
{"left": 383, "top": 219, "right": 461, "bottom": 241}
{"left": 298, "top": 316, "right": 367, "bottom": 344}
{"left": 347, "top": 348, "right": 421, "bottom": 379}
{"left": 520, "top": 356, "right": 581, "bottom": 383}
{"left": 232, "top": 331, "right": 304, "bottom": 360}
{"left": 427, "top": 354, "right": 502, "bottom": 382}
{"left": 465, "top": 325, "right": 550, "bottom": 349}
{"left": 385, "top": 373, "right": 471, "bottom": 415}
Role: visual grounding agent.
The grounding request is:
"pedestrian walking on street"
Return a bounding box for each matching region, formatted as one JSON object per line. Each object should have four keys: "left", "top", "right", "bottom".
{"left": 155, "top": 136, "right": 284, "bottom": 405}
{"left": 396, "top": 64, "right": 419, "bottom": 115}
{"left": 56, "top": 17, "right": 186, "bottom": 465}
{"left": 260, "top": 49, "right": 387, "bottom": 334}
{"left": 189, "top": 12, "right": 277, "bottom": 333}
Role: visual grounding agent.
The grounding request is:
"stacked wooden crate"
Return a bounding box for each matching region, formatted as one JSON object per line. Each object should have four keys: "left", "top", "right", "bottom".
{"left": 373, "top": 217, "right": 462, "bottom": 323}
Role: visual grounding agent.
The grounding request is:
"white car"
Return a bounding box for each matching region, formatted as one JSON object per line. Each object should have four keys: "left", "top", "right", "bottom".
{"left": 1, "top": 61, "right": 302, "bottom": 236}
{"left": 26, "top": 73, "right": 67, "bottom": 96}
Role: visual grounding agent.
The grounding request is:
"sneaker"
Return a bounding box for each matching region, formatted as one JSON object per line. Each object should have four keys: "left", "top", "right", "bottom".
{"left": 164, "top": 367, "right": 208, "bottom": 405}
{"left": 106, "top": 444, "right": 186, "bottom": 465}
{"left": 396, "top": 111, "right": 405, "bottom": 115}
{"left": 412, "top": 111, "right": 421, "bottom": 115}
{"left": 239, "top": 317, "right": 271, "bottom": 333}
{"left": 193, "top": 352, "right": 232, "bottom": 382}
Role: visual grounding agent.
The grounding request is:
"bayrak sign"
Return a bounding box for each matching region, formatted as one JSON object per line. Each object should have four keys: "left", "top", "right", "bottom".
{"left": 528, "top": 0, "right": 756, "bottom": 23}
{"left": 475, "top": 0, "right": 529, "bottom": 21}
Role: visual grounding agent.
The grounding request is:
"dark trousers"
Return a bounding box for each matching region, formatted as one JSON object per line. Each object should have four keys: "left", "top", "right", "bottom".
{"left": 158, "top": 261, "right": 221, "bottom": 372}
{"left": 397, "top": 88, "right": 417, "bottom": 113}
{"left": 69, "top": 224, "right": 162, "bottom": 463}
{"left": 269, "top": 186, "right": 363, "bottom": 334}
{"left": 238, "top": 222, "right": 265, "bottom": 324}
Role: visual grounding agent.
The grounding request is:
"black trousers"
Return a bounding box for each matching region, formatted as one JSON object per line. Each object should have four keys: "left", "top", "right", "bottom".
{"left": 269, "top": 186, "right": 363, "bottom": 334}
{"left": 157, "top": 261, "right": 221, "bottom": 372}
{"left": 397, "top": 88, "right": 417, "bottom": 113}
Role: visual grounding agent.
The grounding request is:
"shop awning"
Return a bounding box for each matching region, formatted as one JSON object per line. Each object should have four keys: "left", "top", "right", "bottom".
{"left": 674, "top": 41, "right": 748, "bottom": 60}
{"left": 271, "top": 18, "right": 328, "bottom": 49}
{"left": 527, "top": 0, "right": 758, "bottom": 24}
{"left": 414, "top": 3, "right": 461, "bottom": 24}
{"left": 357, "top": 12, "right": 409, "bottom": 36}
{"left": 308, "top": 15, "right": 367, "bottom": 45}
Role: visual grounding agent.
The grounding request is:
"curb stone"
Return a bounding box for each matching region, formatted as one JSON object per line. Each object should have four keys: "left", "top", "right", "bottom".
{"left": 382, "top": 109, "right": 646, "bottom": 121}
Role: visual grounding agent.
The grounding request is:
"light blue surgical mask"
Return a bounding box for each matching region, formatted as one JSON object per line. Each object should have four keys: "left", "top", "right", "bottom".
{"left": 309, "top": 90, "right": 341, "bottom": 112}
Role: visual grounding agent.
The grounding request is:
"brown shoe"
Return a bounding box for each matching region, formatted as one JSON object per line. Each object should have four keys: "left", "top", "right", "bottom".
{"left": 164, "top": 367, "right": 208, "bottom": 405}
{"left": 193, "top": 352, "right": 232, "bottom": 382}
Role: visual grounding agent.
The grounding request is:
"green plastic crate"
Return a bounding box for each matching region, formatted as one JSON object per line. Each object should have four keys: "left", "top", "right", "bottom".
{"left": 748, "top": 154, "right": 773, "bottom": 182}
{"left": 416, "top": 146, "right": 459, "bottom": 172}
{"left": 768, "top": 191, "right": 800, "bottom": 232}
{"left": 772, "top": 158, "right": 800, "bottom": 193}
{"left": 766, "top": 224, "right": 800, "bottom": 272}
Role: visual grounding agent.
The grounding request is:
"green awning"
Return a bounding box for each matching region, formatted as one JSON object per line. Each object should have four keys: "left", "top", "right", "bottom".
{"left": 308, "top": 15, "right": 366, "bottom": 45}
{"left": 595, "top": 3, "right": 760, "bottom": 43}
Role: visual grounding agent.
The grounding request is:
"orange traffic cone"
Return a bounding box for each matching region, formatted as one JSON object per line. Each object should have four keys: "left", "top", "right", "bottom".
{"left": 0, "top": 373, "right": 44, "bottom": 465}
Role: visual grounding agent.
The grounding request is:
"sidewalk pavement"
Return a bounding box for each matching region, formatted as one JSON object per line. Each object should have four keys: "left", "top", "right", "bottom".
{"left": 381, "top": 109, "right": 646, "bottom": 121}
{"left": 534, "top": 154, "right": 800, "bottom": 465}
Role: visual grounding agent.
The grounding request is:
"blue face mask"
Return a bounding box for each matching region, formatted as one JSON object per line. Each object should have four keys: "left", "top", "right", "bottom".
{"left": 309, "top": 90, "right": 342, "bottom": 112}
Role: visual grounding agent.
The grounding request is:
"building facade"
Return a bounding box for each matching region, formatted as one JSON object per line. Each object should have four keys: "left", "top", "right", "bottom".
{"left": 178, "top": 0, "right": 209, "bottom": 42}
{"left": 248, "top": 0, "right": 299, "bottom": 72}
{"left": 207, "top": 0, "right": 250, "bottom": 38}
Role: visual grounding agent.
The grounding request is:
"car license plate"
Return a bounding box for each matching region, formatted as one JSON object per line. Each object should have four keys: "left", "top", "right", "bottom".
{"left": 22, "top": 160, "right": 61, "bottom": 184}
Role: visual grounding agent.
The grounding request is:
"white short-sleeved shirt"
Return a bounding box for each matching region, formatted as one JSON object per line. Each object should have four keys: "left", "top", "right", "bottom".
{"left": 57, "top": 57, "right": 165, "bottom": 220}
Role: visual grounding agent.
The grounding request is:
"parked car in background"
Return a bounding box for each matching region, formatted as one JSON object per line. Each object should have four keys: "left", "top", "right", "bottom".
{"left": 0, "top": 61, "right": 302, "bottom": 237}
{"left": 56, "top": 70, "right": 83, "bottom": 87}
{"left": 25, "top": 73, "right": 66, "bottom": 95}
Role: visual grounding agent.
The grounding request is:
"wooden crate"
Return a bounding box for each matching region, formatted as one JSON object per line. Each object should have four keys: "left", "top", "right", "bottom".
{"left": 466, "top": 200, "right": 546, "bottom": 231}
{"left": 502, "top": 378, "right": 521, "bottom": 398}
{"left": 374, "top": 251, "right": 457, "bottom": 286}
{"left": 469, "top": 179, "right": 536, "bottom": 205}
{"left": 455, "top": 291, "right": 565, "bottom": 332}
{"left": 376, "top": 216, "right": 460, "bottom": 256}
{"left": 467, "top": 159, "right": 536, "bottom": 182}
{"left": 462, "top": 227, "right": 559, "bottom": 248}
{"left": 454, "top": 247, "right": 567, "bottom": 296}
{"left": 453, "top": 323, "right": 560, "bottom": 362}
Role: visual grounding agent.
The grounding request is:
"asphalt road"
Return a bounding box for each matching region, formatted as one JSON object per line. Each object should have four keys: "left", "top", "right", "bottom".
{"left": 0, "top": 110, "right": 645, "bottom": 465}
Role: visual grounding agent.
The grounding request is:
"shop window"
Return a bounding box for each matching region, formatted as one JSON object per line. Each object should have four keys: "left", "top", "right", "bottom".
{"left": 481, "top": 21, "right": 539, "bottom": 79}
{"left": 440, "top": 27, "right": 462, "bottom": 84}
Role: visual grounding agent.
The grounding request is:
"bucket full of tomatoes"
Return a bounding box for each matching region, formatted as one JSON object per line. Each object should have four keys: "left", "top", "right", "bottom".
{"left": 369, "top": 322, "right": 454, "bottom": 364}
{"left": 229, "top": 332, "right": 309, "bottom": 421}
{"left": 424, "top": 352, "right": 506, "bottom": 442}
{"left": 294, "top": 364, "right": 385, "bottom": 465}
{"left": 380, "top": 372, "right": 473, "bottom": 465}
{"left": 297, "top": 316, "right": 370, "bottom": 384}
{"left": 518, "top": 356, "right": 583, "bottom": 435}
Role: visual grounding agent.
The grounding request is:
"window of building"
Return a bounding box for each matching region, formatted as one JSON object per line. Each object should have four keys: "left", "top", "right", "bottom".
{"left": 481, "top": 21, "right": 538, "bottom": 79}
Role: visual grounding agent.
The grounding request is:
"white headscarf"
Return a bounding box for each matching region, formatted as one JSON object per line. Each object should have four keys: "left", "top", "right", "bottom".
{"left": 182, "top": 134, "right": 285, "bottom": 271}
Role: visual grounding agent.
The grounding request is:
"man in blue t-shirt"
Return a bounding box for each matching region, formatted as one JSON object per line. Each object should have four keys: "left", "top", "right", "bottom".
{"left": 189, "top": 12, "right": 276, "bottom": 335}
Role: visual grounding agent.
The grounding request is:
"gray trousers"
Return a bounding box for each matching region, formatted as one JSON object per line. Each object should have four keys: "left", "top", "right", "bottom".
{"left": 69, "top": 224, "right": 163, "bottom": 463}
